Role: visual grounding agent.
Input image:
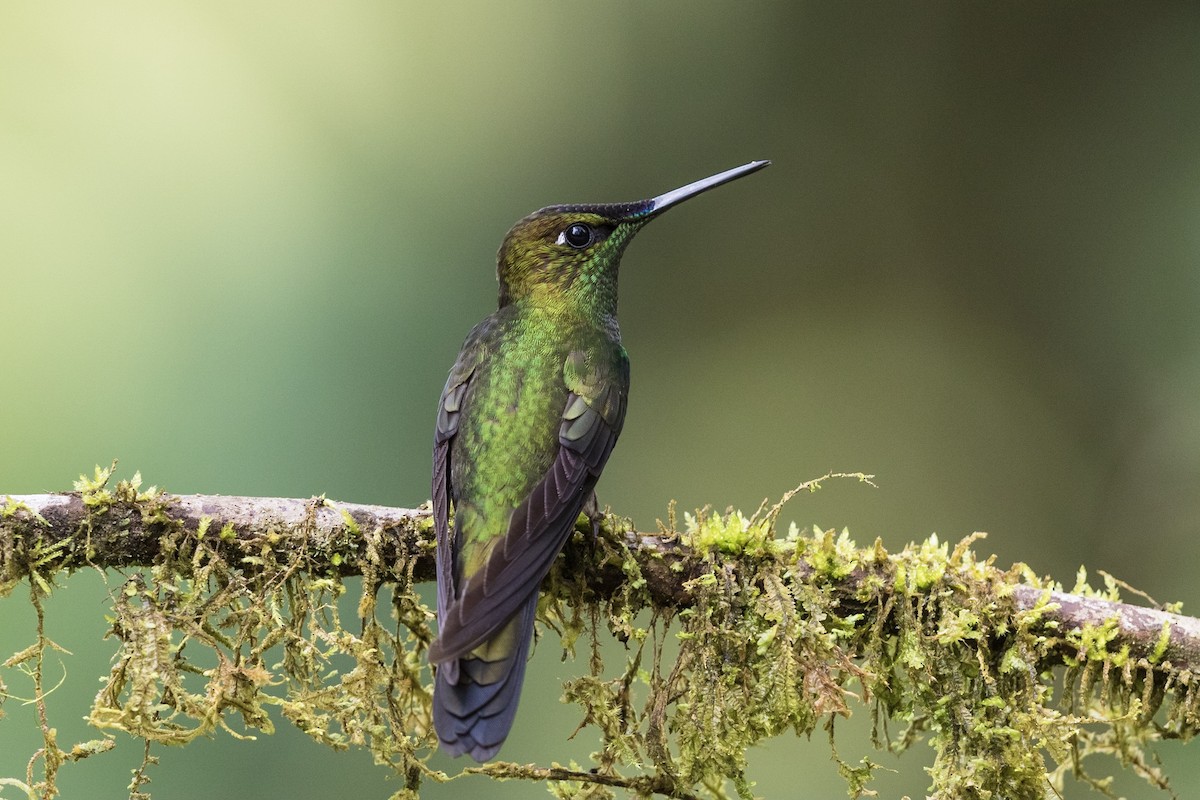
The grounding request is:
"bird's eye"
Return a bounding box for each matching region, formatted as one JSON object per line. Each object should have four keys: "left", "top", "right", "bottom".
{"left": 559, "top": 223, "right": 594, "bottom": 249}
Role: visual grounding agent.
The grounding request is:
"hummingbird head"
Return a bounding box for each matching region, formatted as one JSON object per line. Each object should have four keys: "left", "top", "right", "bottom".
{"left": 495, "top": 207, "right": 648, "bottom": 310}
{"left": 495, "top": 160, "right": 770, "bottom": 310}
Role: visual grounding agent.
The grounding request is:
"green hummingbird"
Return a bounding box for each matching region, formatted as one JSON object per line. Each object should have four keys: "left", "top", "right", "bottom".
{"left": 429, "top": 160, "right": 770, "bottom": 761}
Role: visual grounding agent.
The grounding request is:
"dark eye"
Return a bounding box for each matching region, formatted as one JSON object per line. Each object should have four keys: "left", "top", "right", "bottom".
{"left": 562, "top": 223, "right": 594, "bottom": 249}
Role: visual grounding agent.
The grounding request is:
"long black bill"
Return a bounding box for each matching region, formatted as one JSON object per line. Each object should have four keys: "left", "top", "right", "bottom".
{"left": 642, "top": 160, "right": 771, "bottom": 217}
{"left": 544, "top": 160, "right": 770, "bottom": 220}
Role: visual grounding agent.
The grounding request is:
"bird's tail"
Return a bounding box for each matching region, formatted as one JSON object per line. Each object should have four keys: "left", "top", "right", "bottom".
{"left": 431, "top": 592, "right": 537, "bottom": 761}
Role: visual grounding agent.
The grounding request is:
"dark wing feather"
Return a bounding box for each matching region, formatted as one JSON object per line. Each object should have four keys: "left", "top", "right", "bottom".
{"left": 432, "top": 324, "right": 489, "bottom": 646}
{"left": 430, "top": 347, "right": 628, "bottom": 663}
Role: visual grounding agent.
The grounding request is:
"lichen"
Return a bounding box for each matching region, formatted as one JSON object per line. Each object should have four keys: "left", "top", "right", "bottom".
{"left": 1, "top": 468, "right": 1198, "bottom": 799}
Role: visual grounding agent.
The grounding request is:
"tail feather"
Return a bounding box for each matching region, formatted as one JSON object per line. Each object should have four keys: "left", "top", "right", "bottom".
{"left": 432, "top": 593, "right": 537, "bottom": 761}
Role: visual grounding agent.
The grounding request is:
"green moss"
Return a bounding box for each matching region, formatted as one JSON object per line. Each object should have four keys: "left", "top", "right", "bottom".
{"left": 1, "top": 497, "right": 45, "bottom": 523}
{"left": 547, "top": 477, "right": 1199, "bottom": 799}
{"left": 1150, "top": 621, "right": 1172, "bottom": 665}
{"left": 806, "top": 526, "right": 860, "bottom": 580}
{"left": 1, "top": 468, "right": 1197, "bottom": 799}
{"left": 681, "top": 507, "right": 775, "bottom": 557}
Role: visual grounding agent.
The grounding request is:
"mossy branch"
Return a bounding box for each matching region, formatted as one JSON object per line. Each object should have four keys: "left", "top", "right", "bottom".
{"left": 2, "top": 468, "right": 1199, "bottom": 799}
{"left": 3, "top": 489, "right": 1198, "bottom": 670}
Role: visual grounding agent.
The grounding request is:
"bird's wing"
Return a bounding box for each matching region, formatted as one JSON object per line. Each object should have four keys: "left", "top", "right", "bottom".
{"left": 432, "top": 324, "right": 490, "bottom": 631}
{"left": 430, "top": 345, "right": 629, "bottom": 663}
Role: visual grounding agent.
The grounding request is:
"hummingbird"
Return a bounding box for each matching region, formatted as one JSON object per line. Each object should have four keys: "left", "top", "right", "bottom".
{"left": 429, "top": 160, "right": 771, "bottom": 761}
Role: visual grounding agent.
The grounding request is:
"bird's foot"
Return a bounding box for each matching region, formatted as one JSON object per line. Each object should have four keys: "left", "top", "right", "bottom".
{"left": 581, "top": 491, "right": 604, "bottom": 548}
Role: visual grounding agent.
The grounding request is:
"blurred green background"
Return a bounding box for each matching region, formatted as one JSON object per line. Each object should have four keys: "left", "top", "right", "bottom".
{"left": 3, "top": 3, "right": 1199, "bottom": 798}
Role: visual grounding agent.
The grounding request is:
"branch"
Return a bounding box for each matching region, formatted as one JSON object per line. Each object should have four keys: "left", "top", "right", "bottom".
{"left": 3, "top": 490, "right": 1198, "bottom": 672}
{"left": 3, "top": 477, "right": 1199, "bottom": 799}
